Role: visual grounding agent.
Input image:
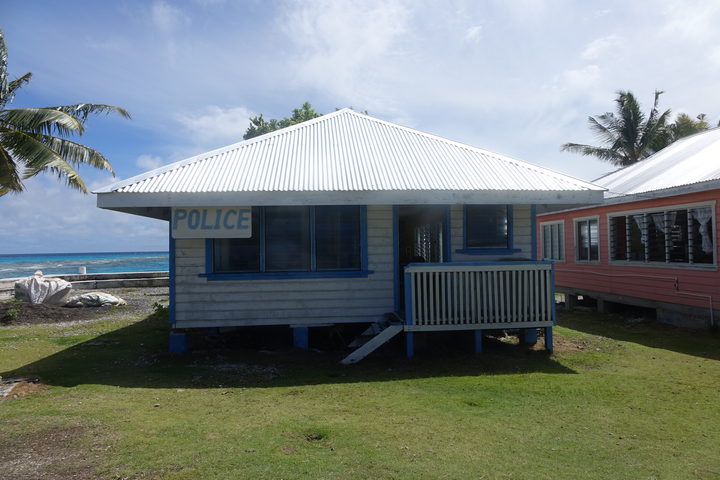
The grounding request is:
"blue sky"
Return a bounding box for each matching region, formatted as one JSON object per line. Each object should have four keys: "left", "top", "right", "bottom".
{"left": 1, "top": 0, "right": 719, "bottom": 253}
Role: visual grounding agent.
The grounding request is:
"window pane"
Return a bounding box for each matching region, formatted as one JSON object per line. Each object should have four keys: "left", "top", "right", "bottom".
{"left": 589, "top": 219, "right": 599, "bottom": 260}
{"left": 213, "top": 209, "right": 260, "bottom": 272}
{"left": 556, "top": 224, "right": 565, "bottom": 260}
{"left": 577, "top": 221, "right": 589, "bottom": 260}
{"left": 647, "top": 213, "right": 666, "bottom": 262}
{"left": 690, "top": 207, "right": 713, "bottom": 264}
{"left": 316, "top": 206, "right": 361, "bottom": 270}
{"left": 542, "top": 225, "right": 551, "bottom": 259}
{"left": 668, "top": 210, "right": 688, "bottom": 263}
{"left": 610, "top": 216, "right": 627, "bottom": 261}
{"left": 466, "top": 205, "right": 508, "bottom": 249}
{"left": 265, "top": 207, "right": 311, "bottom": 271}
{"left": 628, "top": 215, "right": 644, "bottom": 261}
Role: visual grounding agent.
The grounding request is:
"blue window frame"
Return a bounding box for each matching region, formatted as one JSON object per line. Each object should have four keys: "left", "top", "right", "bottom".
{"left": 457, "top": 204, "right": 521, "bottom": 255}
{"left": 203, "top": 206, "right": 370, "bottom": 280}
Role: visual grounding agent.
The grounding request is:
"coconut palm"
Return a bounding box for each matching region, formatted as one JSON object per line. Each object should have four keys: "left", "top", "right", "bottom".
{"left": 561, "top": 90, "right": 671, "bottom": 167}
{"left": 0, "top": 29, "right": 130, "bottom": 196}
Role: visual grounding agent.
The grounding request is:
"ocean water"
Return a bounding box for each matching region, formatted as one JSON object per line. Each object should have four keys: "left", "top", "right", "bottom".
{"left": 0, "top": 252, "right": 169, "bottom": 279}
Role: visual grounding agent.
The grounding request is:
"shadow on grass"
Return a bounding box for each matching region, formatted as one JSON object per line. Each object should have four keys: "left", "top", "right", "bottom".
{"left": 1, "top": 314, "right": 575, "bottom": 389}
{"left": 558, "top": 310, "right": 720, "bottom": 361}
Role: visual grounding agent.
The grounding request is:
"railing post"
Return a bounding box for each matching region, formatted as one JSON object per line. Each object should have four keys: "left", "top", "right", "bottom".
{"left": 404, "top": 271, "right": 414, "bottom": 326}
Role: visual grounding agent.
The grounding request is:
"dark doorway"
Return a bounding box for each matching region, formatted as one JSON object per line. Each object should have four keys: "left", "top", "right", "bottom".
{"left": 397, "top": 205, "right": 449, "bottom": 311}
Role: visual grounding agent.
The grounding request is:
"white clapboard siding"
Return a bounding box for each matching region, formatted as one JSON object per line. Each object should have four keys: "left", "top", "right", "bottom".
{"left": 173, "top": 205, "right": 394, "bottom": 328}
{"left": 452, "top": 204, "right": 532, "bottom": 262}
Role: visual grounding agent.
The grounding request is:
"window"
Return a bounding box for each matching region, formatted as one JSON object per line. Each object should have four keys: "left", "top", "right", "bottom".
{"left": 608, "top": 205, "right": 715, "bottom": 265}
{"left": 541, "top": 221, "right": 564, "bottom": 260}
{"left": 464, "top": 205, "right": 511, "bottom": 249}
{"left": 575, "top": 218, "right": 599, "bottom": 261}
{"left": 210, "top": 206, "right": 366, "bottom": 276}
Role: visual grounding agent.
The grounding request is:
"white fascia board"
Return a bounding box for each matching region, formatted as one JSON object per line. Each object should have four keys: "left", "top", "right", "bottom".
{"left": 97, "top": 189, "right": 604, "bottom": 209}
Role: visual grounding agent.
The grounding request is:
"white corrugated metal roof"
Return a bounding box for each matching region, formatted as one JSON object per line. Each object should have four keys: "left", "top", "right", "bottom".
{"left": 597, "top": 127, "right": 720, "bottom": 198}
{"left": 97, "top": 109, "right": 602, "bottom": 197}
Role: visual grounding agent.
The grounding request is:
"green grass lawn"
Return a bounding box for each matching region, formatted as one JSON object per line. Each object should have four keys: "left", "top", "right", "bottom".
{"left": 1, "top": 306, "right": 719, "bottom": 480}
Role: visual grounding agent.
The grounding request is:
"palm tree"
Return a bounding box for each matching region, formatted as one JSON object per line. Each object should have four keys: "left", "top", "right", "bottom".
{"left": 0, "top": 29, "right": 130, "bottom": 196}
{"left": 561, "top": 90, "right": 671, "bottom": 167}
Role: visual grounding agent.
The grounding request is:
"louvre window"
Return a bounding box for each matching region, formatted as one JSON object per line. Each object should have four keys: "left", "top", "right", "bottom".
{"left": 608, "top": 206, "right": 714, "bottom": 265}
{"left": 575, "top": 218, "right": 599, "bottom": 261}
{"left": 541, "top": 222, "right": 564, "bottom": 261}
{"left": 465, "top": 205, "right": 510, "bottom": 249}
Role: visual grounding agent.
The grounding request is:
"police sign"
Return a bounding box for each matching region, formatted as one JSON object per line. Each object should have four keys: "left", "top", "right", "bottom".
{"left": 172, "top": 207, "right": 252, "bottom": 239}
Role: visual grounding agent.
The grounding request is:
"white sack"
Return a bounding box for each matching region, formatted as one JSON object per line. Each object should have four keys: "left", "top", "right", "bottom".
{"left": 65, "top": 291, "right": 127, "bottom": 308}
{"left": 14, "top": 271, "right": 73, "bottom": 305}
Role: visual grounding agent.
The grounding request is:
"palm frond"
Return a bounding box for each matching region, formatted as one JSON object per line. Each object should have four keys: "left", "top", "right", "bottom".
{"left": 38, "top": 134, "right": 115, "bottom": 174}
{"left": 50, "top": 104, "right": 131, "bottom": 125}
{"left": 0, "top": 107, "right": 83, "bottom": 137}
{"left": 561, "top": 142, "right": 627, "bottom": 165}
{"left": 6, "top": 72, "right": 31, "bottom": 104}
{"left": 0, "top": 128, "right": 87, "bottom": 192}
{"left": 0, "top": 145, "right": 22, "bottom": 195}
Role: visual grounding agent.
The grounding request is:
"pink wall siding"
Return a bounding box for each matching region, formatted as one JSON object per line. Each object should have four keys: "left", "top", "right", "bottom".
{"left": 537, "top": 189, "right": 720, "bottom": 309}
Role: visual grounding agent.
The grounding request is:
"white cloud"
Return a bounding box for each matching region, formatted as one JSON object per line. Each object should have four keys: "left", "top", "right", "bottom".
{"left": 464, "top": 25, "right": 483, "bottom": 44}
{"left": 150, "top": 1, "right": 189, "bottom": 33}
{"left": 581, "top": 35, "right": 622, "bottom": 60}
{"left": 136, "top": 154, "right": 164, "bottom": 170}
{"left": 0, "top": 177, "right": 167, "bottom": 254}
{"left": 175, "top": 105, "right": 254, "bottom": 150}
{"left": 556, "top": 65, "right": 601, "bottom": 93}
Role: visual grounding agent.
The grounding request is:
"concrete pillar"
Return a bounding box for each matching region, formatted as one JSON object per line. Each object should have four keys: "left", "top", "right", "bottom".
{"left": 473, "top": 330, "right": 483, "bottom": 354}
{"left": 292, "top": 327, "right": 309, "bottom": 349}
{"left": 169, "top": 331, "right": 187, "bottom": 353}
{"left": 596, "top": 299, "right": 608, "bottom": 314}
{"left": 565, "top": 294, "right": 578, "bottom": 311}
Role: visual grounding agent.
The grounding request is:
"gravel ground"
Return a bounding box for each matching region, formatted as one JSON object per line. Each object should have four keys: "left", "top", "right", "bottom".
{"left": 0, "top": 287, "right": 168, "bottom": 325}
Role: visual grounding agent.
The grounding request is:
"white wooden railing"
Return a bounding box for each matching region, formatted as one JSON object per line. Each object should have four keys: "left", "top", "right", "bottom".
{"left": 403, "top": 262, "right": 555, "bottom": 330}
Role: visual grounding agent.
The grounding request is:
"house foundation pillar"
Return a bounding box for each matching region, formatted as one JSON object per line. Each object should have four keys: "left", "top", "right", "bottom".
{"left": 406, "top": 332, "right": 414, "bottom": 358}
{"left": 473, "top": 330, "right": 483, "bottom": 353}
{"left": 292, "top": 327, "right": 309, "bottom": 349}
{"left": 544, "top": 327, "right": 553, "bottom": 351}
{"left": 169, "top": 331, "right": 187, "bottom": 353}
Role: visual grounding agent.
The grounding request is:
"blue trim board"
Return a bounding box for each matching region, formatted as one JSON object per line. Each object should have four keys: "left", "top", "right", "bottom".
{"left": 360, "top": 205, "right": 369, "bottom": 272}
{"left": 393, "top": 205, "right": 400, "bottom": 313}
{"left": 169, "top": 222, "right": 176, "bottom": 325}
{"left": 443, "top": 205, "right": 452, "bottom": 262}
{"left": 404, "top": 271, "right": 413, "bottom": 325}
{"left": 530, "top": 204, "right": 538, "bottom": 261}
{"left": 455, "top": 248, "right": 522, "bottom": 255}
{"left": 201, "top": 270, "right": 374, "bottom": 281}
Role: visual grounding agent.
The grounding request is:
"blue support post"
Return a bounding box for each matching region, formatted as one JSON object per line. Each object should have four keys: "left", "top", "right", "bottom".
{"left": 544, "top": 327, "right": 553, "bottom": 351}
{"left": 522, "top": 328, "right": 538, "bottom": 345}
{"left": 406, "top": 332, "right": 414, "bottom": 358}
{"left": 474, "top": 330, "right": 483, "bottom": 354}
{"left": 169, "top": 331, "right": 187, "bottom": 353}
{"left": 293, "top": 327, "right": 309, "bottom": 349}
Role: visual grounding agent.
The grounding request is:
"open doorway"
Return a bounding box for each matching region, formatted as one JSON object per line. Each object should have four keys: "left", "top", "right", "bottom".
{"left": 397, "top": 205, "right": 449, "bottom": 312}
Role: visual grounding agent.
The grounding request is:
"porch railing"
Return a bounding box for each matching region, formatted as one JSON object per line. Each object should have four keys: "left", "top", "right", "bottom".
{"left": 403, "top": 262, "right": 555, "bottom": 330}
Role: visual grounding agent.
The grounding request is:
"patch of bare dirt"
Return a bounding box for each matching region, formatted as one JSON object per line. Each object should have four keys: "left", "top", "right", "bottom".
{"left": 0, "top": 424, "right": 107, "bottom": 480}
{"left": 0, "top": 380, "right": 48, "bottom": 402}
{"left": 0, "top": 287, "right": 168, "bottom": 326}
{"left": 0, "top": 301, "right": 106, "bottom": 325}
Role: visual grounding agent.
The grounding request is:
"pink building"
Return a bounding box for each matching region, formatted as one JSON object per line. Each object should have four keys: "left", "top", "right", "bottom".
{"left": 537, "top": 128, "right": 720, "bottom": 328}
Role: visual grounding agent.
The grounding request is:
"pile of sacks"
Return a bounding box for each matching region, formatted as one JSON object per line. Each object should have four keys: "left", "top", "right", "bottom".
{"left": 14, "top": 271, "right": 126, "bottom": 307}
